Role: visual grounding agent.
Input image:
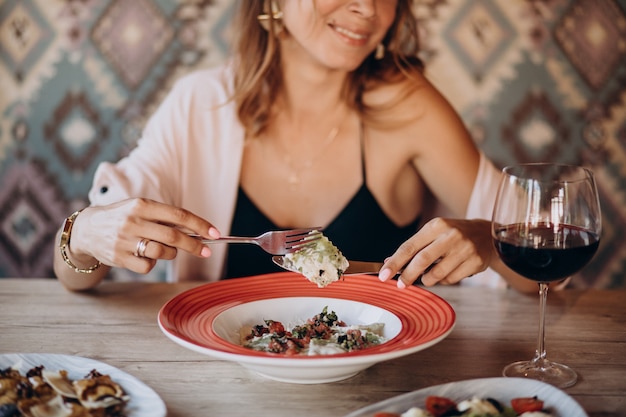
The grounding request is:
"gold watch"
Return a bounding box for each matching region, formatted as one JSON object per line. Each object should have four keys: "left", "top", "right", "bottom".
{"left": 60, "top": 209, "right": 101, "bottom": 273}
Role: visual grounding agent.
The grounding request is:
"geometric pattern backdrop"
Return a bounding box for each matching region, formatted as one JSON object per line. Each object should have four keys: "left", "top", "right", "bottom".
{"left": 1, "top": 0, "right": 625, "bottom": 288}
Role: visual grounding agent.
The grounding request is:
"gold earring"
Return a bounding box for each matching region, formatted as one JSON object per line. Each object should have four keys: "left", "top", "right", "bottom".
{"left": 375, "top": 43, "right": 385, "bottom": 60}
{"left": 258, "top": 0, "right": 284, "bottom": 33}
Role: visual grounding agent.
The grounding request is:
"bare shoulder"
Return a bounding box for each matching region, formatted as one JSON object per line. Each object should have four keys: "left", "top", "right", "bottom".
{"left": 363, "top": 71, "right": 475, "bottom": 153}
{"left": 364, "top": 70, "right": 480, "bottom": 216}
{"left": 364, "top": 71, "right": 449, "bottom": 119}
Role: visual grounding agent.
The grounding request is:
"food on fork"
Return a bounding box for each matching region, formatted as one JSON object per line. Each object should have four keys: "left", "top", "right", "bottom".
{"left": 283, "top": 232, "right": 349, "bottom": 287}
{"left": 241, "top": 306, "right": 386, "bottom": 355}
{"left": 0, "top": 365, "right": 129, "bottom": 417}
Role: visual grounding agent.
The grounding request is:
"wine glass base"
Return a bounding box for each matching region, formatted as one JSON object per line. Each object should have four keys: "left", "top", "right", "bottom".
{"left": 503, "top": 360, "right": 578, "bottom": 388}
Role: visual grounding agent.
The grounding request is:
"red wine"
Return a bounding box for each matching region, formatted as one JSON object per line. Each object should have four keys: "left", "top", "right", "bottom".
{"left": 494, "top": 223, "right": 599, "bottom": 282}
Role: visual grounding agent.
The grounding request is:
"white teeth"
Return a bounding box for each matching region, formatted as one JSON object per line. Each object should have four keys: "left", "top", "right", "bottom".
{"left": 333, "top": 26, "right": 367, "bottom": 40}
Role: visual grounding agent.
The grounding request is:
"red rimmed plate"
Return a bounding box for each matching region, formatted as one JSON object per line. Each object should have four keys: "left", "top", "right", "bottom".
{"left": 158, "top": 272, "right": 455, "bottom": 384}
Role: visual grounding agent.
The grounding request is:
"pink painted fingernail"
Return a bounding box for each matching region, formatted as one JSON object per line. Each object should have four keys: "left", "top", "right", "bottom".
{"left": 397, "top": 279, "right": 406, "bottom": 289}
{"left": 201, "top": 247, "right": 211, "bottom": 257}
{"left": 208, "top": 227, "right": 220, "bottom": 239}
{"left": 378, "top": 268, "right": 392, "bottom": 282}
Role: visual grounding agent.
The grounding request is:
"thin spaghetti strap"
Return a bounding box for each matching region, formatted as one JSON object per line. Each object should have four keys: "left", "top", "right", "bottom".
{"left": 359, "top": 121, "right": 367, "bottom": 182}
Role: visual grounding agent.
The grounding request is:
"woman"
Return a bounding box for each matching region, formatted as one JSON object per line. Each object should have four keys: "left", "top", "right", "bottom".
{"left": 53, "top": 0, "right": 536, "bottom": 292}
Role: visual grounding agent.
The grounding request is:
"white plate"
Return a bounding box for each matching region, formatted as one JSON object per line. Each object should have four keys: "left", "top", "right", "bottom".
{"left": 344, "top": 377, "right": 588, "bottom": 417}
{"left": 0, "top": 353, "right": 166, "bottom": 417}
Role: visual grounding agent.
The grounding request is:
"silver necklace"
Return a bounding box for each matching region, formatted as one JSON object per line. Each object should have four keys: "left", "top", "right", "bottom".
{"left": 275, "top": 126, "right": 341, "bottom": 187}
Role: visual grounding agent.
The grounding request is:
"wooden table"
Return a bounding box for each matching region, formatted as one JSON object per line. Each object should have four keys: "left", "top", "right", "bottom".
{"left": 0, "top": 278, "right": 624, "bottom": 417}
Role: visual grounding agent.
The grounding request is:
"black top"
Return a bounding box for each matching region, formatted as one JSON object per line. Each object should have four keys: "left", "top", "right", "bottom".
{"left": 226, "top": 129, "right": 421, "bottom": 278}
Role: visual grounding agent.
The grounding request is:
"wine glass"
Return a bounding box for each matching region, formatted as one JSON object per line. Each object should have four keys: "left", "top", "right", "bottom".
{"left": 491, "top": 163, "right": 601, "bottom": 388}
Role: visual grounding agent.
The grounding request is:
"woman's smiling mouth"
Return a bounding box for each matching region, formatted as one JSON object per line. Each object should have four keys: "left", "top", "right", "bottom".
{"left": 331, "top": 24, "right": 370, "bottom": 42}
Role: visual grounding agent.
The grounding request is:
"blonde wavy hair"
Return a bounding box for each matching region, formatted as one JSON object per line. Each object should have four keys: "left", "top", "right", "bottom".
{"left": 231, "top": 0, "right": 423, "bottom": 136}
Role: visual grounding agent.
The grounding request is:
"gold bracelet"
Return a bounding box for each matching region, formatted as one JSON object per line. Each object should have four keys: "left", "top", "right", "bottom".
{"left": 60, "top": 209, "right": 102, "bottom": 274}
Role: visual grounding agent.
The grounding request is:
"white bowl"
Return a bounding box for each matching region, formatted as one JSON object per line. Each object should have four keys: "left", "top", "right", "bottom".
{"left": 158, "top": 272, "right": 455, "bottom": 384}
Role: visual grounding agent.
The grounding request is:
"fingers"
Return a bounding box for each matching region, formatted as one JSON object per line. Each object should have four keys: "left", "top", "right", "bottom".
{"left": 419, "top": 258, "right": 478, "bottom": 287}
{"left": 80, "top": 199, "right": 222, "bottom": 274}
{"left": 127, "top": 253, "right": 159, "bottom": 274}
{"left": 132, "top": 238, "right": 178, "bottom": 261}
{"left": 117, "top": 237, "right": 179, "bottom": 275}
{"left": 379, "top": 217, "right": 489, "bottom": 289}
{"left": 128, "top": 198, "right": 220, "bottom": 240}
{"left": 121, "top": 229, "right": 212, "bottom": 275}
{"left": 129, "top": 221, "right": 212, "bottom": 259}
{"left": 378, "top": 218, "right": 444, "bottom": 287}
{"left": 119, "top": 198, "right": 220, "bottom": 258}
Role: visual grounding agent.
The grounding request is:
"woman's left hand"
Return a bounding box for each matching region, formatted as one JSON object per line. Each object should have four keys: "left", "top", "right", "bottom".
{"left": 378, "top": 217, "right": 495, "bottom": 288}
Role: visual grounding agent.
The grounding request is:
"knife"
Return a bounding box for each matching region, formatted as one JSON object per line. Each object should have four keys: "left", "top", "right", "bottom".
{"left": 345, "top": 259, "right": 440, "bottom": 277}
{"left": 271, "top": 256, "right": 438, "bottom": 286}
{"left": 343, "top": 260, "right": 385, "bottom": 275}
{"left": 344, "top": 261, "right": 430, "bottom": 286}
{"left": 272, "top": 256, "right": 405, "bottom": 276}
{"left": 273, "top": 256, "right": 381, "bottom": 275}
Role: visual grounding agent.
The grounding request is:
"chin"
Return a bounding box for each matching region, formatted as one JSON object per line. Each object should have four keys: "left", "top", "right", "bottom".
{"left": 325, "top": 56, "right": 367, "bottom": 72}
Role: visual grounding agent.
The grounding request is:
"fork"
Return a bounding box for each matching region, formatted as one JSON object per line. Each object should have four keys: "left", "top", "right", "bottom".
{"left": 189, "top": 228, "right": 322, "bottom": 255}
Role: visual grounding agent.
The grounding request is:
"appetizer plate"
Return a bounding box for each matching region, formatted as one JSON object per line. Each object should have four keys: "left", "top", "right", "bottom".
{"left": 158, "top": 272, "right": 456, "bottom": 384}
{"left": 0, "top": 353, "right": 166, "bottom": 417}
{"left": 343, "top": 377, "right": 588, "bottom": 417}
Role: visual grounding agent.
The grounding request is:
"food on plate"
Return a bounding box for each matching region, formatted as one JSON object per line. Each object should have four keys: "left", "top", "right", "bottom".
{"left": 241, "top": 306, "right": 385, "bottom": 355}
{"left": 283, "top": 232, "right": 349, "bottom": 287}
{"left": 374, "top": 395, "right": 551, "bottom": 417}
{"left": 0, "top": 365, "right": 129, "bottom": 417}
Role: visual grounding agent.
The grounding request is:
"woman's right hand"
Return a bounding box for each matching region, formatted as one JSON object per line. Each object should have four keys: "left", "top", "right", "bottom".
{"left": 54, "top": 198, "right": 220, "bottom": 290}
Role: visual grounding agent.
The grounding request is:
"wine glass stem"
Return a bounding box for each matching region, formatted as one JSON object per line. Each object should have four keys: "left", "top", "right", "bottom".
{"left": 533, "top": 282, "right": 549, "bottom": 366}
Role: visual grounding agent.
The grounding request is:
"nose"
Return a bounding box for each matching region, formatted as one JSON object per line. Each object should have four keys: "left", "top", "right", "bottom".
{"left": 348, "top": 0, "right": 377, "bottom": 19}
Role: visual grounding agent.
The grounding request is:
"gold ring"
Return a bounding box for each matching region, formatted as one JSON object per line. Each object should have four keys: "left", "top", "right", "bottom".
{"left": 134, "top": 238, "right": 150, "bottom": 258}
